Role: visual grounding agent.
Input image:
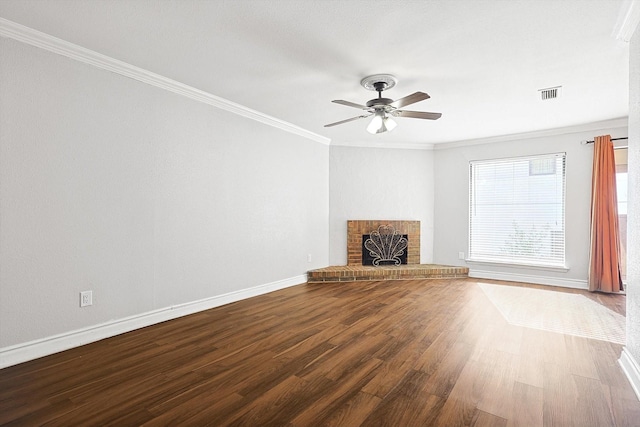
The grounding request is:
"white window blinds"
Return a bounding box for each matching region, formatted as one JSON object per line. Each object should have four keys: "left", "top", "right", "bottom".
{"left": 469, "top": 153, "right": 566, "bottom": 267}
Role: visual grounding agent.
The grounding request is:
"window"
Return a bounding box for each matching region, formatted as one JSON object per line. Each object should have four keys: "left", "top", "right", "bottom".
{"left": 469, "top": 153, "right": 566, "bottom": 268}
{"left": 615, "top": 147, "right": 628, "bottom": 282}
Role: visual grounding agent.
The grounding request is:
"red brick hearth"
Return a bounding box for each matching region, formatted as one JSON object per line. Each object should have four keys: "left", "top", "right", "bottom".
{"left": 308, "top": 220, "right": 469, "bottom": 283}
{"left": 307, "top": 264, "right": 469, "bottom": 283}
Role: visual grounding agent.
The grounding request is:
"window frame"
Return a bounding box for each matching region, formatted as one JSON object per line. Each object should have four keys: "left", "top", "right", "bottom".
{"left": 468, "top": 152, "right": 567, "bottom": 270}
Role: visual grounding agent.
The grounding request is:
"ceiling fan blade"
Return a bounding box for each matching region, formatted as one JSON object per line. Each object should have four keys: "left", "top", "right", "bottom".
{"left": 393, "top": 110, "right": 442, "bottom": 120}
{"left": 332, "top": 100, "right": 370, "bottom": 110}
{"left": 390, "top": 92, "right": 430, "bottom": 108}
{"left": 324, "top": 114, "right": 372, "bottom": 127}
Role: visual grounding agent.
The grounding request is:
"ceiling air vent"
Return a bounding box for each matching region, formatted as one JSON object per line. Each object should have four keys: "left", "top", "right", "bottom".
{"left": 539, "top": 86, "right": 562, "bottom": 100}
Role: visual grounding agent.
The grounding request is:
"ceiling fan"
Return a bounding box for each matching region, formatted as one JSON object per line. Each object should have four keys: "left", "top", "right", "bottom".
{"left": 325, "top": 74, "right": 442, "bottom": 134}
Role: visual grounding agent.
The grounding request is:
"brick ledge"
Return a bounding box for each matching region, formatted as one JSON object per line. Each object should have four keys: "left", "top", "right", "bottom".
{"left": 307, "top": 264, "right": 469, "bottom": 283}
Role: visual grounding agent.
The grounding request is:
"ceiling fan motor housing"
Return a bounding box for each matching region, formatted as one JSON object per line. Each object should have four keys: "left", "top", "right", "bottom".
{"left": 366, "top": 98, "right": 394, "bottom": 108}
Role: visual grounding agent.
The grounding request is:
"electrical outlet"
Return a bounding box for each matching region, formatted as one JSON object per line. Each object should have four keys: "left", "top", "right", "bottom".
{"left": 307, "top": 253, "right": 312, "bottom": 263}
{"left": 80, "top": 290, "right": 93, "bottom": 307}
{"left": 458, "top": 252, "right": 465, "bottom": 260}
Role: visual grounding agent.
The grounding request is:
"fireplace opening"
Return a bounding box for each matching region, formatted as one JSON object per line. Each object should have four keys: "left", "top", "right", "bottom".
{"left": 361, "top": 225, "right": 408, "bottom": 266}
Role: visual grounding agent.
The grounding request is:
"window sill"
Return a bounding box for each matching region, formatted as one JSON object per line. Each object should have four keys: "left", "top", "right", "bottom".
{"left": 465, "top": 258, "right": 569, "bottom": 272}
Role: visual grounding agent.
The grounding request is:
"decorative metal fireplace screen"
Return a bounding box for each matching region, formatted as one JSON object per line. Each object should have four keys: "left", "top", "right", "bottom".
{"left": 362, "top": 225, "right": 408, "bottom": 266}
{"left": 347, "top": 220, "right": 420, "bottom": 266}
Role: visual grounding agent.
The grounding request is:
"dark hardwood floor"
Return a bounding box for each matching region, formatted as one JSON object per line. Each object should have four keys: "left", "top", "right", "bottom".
{"left": 1, "top": 278, "right": 639, "bottom": 426}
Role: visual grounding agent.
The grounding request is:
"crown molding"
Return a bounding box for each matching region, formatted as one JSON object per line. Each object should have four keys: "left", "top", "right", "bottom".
{"left": 330, "top": 140, "right": 435, "bottom": 150}
{"left": 0, "top": 17, "right": 331, "bottom": 146}
{"left": 433, "top": 118, "right": 628, "bottom": 150}
{"left": 614, "top": 0, "right": 640, "bottom": 42}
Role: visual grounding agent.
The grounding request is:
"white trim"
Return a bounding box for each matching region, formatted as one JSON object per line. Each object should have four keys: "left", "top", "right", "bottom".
{"left": 0, "top": 17, "right": 330, "bottom": 146}
{"left": 466, "top": 259, "right": 569, "bottom": 273}
{"left": 614, "top": 0, "right": 640, "bottom": 42}
{"left": 330, "top": 140, "right": 435, "bottom": 150}
{"left": 619, "top": 347, "right": 640, "bottom": 401}
{"left": 433, "top": 119, "right": 628, "bottom": 150}
{"left": 0, "top": 274, "right": 307, "bottom": 369}
{"left": 469, "top": 269, "right": 588, "bottom": 290}
{"left": 331, "top": 118, "right": 628, "bottom": 151}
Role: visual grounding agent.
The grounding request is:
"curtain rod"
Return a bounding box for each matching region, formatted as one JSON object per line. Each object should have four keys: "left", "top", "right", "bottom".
{"left": 581, "top": 137, "right": 628, "bottom": 144}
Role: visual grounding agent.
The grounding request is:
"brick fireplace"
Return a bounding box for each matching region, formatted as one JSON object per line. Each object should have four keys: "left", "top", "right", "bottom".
{"left": 307, "top": 219, "right": 469, "bottom": 283}
{"left": 348, "top": 220, "right": 420, "bottom": 265}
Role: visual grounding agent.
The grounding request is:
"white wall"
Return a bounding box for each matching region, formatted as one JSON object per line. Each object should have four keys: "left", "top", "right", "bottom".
{"left": 433, "top": 123, "right": 627, "bottom": 288}
{"left": 329, "top": 146, "right": 434, "bottom": 265}
{"left": 0, "top": 38, "right": 329, "bottom": 358}
{"left": 623, "top": 26, "right": 640, "bottom": 396}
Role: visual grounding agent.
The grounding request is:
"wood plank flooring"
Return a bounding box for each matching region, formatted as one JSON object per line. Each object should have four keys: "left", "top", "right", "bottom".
{"left": 1, "top": 278, "right": 639, "bottom": 426}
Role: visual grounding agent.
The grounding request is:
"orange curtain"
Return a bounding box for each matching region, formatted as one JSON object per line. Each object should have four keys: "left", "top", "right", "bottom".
{"left": 588, "top": 135, "right": 623, "bottom": 292}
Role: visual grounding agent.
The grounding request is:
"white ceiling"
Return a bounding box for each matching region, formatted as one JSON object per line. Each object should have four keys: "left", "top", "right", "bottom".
{"left": 0, "top": 0, "right": 631, "bottom": 147}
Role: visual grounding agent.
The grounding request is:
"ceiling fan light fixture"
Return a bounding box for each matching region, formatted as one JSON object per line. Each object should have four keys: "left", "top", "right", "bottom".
{"left": 384, "top": 115, "right": 397, "bottom": 132}
{"left": 367, "top": 111, "right": 397, "bottom": 134}
{"left": 367, "top": 111, "right": 384, "bottom": 134}
{"left": 367, "top": 112, "right": 383, "bottom": 134}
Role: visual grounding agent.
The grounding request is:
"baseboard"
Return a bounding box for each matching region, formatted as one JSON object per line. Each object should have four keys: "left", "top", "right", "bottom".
{"left": 469, "top": 269, "right": 588, "bottom": 290}
{"left": 0, "top": 274, "right": 307, "bottom": 369}
{"left": 619, "top": 347, "right": 640, "bottom": 401}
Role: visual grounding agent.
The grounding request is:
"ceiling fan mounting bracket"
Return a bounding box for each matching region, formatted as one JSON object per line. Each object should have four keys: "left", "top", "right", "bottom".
{"left": 360, "top": 74, "right": 397, "bottom": 92}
